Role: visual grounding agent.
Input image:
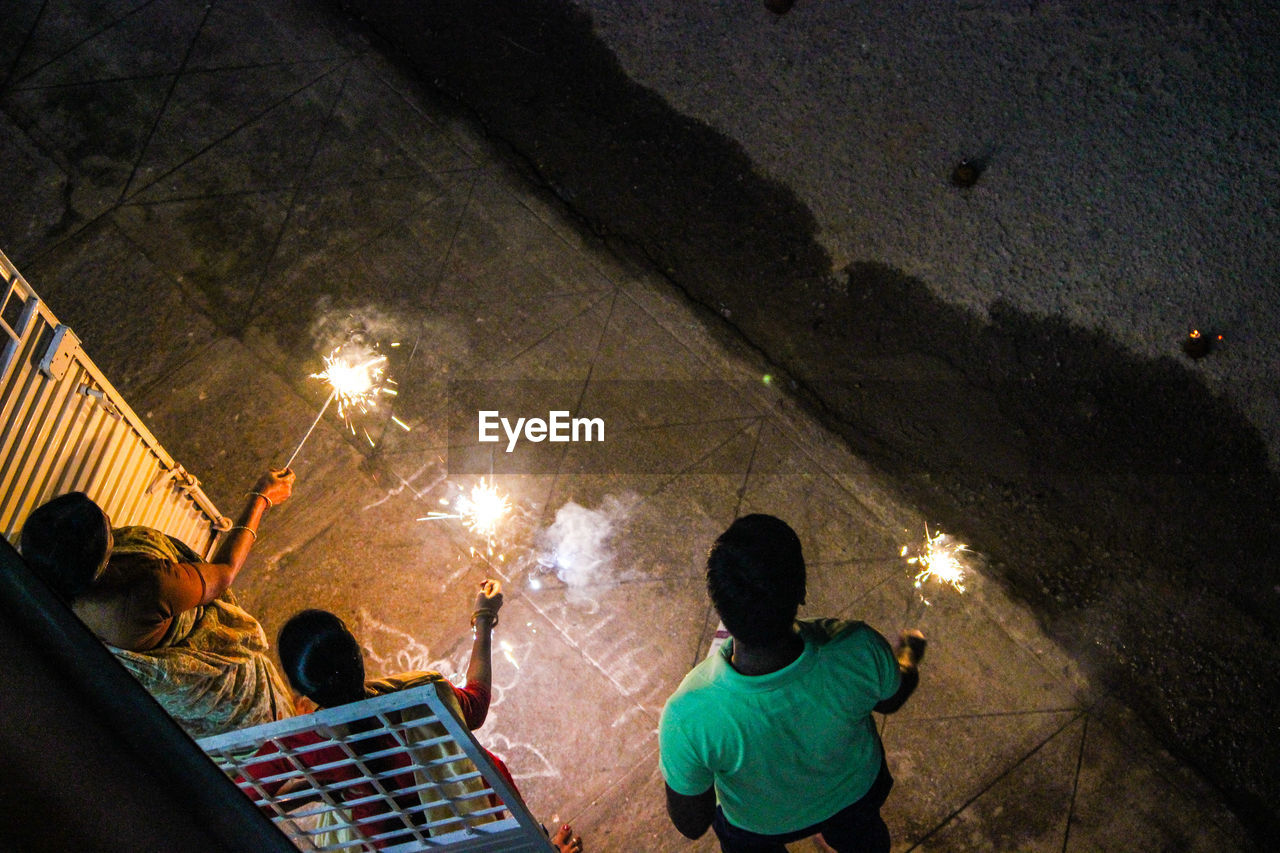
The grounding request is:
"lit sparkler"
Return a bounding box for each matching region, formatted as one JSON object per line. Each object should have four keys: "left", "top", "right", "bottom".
{"left": 418, "top": 478, "right": 512, "bottom": 540}
{"left": 284, "top": 343, "right": 393, "bottom": 468}
{"left": 902, "top": 525, "right": 972, "bottom": 608}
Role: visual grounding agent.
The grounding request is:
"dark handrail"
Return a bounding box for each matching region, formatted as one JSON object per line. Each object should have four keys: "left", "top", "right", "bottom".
{"left": 0, "top": 536, "right": 295, "bottom": 851}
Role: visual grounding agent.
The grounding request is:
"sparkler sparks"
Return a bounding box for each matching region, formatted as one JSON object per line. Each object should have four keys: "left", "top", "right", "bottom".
{"left": 313, "top": 346, "right": 391, "bottom": 421}
{"left": 418, "top": 479, "right": 512, "bottom": 541}
{"left": 284, "top": 341, "right": 396, "bottom": 468}
{"left": 902, "top": 525, "right": 972, "bottom": 604}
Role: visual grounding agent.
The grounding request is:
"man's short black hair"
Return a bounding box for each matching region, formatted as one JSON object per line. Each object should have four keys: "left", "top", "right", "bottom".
{"left": 706, "top": 514, "right": 806, "bottom": 646}
{"left": 19, "top": 492, "right": 111, "bottom": 604}
{"left": 278, "top": 609, "right": 367, "bottom": 708}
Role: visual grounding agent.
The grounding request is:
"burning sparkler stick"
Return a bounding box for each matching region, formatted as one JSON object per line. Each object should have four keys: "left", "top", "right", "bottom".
{"left": 284, "top": 343, "right": 391, "bottom": 468}
{"left": 284, "top": 390, "right": 335, "bottom": 469}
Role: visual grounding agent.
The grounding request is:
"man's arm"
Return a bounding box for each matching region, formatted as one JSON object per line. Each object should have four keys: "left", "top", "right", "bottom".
{"left": 664, "top": 783, "right": 715, "bottom": 839}
{"left": 874, "top": 629, "right": 926, "bottom": 714}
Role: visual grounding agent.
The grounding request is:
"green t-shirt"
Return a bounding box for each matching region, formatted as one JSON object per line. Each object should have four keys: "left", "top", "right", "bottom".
{"left": 658, "top": 618, "right": 900, "bottom": 835}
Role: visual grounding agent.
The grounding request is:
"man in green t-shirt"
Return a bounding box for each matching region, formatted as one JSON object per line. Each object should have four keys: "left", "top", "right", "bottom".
{"left": 659, "top": 514, "right": 925, "bottom": 852}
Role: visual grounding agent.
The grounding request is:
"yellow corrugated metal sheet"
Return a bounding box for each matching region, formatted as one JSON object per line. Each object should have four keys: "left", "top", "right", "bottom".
{"left": 1, "top": 249, "right": 224, "bottom": 555}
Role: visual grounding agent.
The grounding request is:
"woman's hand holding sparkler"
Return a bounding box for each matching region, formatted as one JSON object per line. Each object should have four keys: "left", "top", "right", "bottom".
{"left": 464, "top": 579, "right": 504, "bottom": 722}
{"left": 249, "top": 467, "right": 295, "bottom": 508}
{"left": 204, "top": 468, "right": 296, "bottom": 602}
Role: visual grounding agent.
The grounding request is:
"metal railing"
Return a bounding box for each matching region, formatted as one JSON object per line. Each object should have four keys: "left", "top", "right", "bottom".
{"left": 197, "top": 684, "right": 553, "bottom": 852}
{"left": 0, "top": 249, "right": 225, "bottom": 553}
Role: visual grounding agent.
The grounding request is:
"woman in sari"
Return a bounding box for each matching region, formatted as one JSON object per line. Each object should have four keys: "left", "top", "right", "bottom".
{"left": 20, "top": 469, "right": 297, "bottom": 738}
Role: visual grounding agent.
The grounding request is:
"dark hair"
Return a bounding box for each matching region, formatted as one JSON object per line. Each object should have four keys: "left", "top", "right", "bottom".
{"left": 278, "top": 610, "right": 366, "bottom": 707}
{"left": 706, "top": 514, "right": 806, "bottom": 645}
{"left": 19, "top": 492, "right": 111, "bottom": 603}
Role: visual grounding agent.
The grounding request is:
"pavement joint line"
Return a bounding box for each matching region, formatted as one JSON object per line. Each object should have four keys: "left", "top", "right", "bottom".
{"left": 1062, "top": 712, "right": 1089, "bottom": 853}
{"left": 10, "top": 121, "right": 150, "bottom": 272}
{"left": 288, "top": 170, "right": 484, "bottom": 266}
{"left": 6, "top": 0, "right": 161, "bottom": 88}
{"left": 121, "top": 187, "right": 309, "bottom": 206}
{"left": 552, "top": 574, "right": 705, "bottom": 590}
{"left": 242, "top": 61, "right": 355, "bottom": 321}
{"left": 0, "top": 0, "right": 42, "bottom": 90}
{"left": 562, "top": 743, "right": 662, "bottom": 828}
{"left": 515, "top": 579, "right": 642, "bottom": 701}
{"left": 117, "top": 2, "right": 214, "bottom": 205}
{"left": 123, "top": 57, "right": 354, "bottom": 203}
{"left": 6, "top": 58, "right": 348, "bottom": 92}
{"left": 811, "top": 556, "right": 918, "bottom": 566}
{"left": 576, "top": 286, "right": 623, "bottom": 397}
{"left": 645, "top": 416, "right": 763, "bottom": 501}
{"left": 7, "top": 71, "right": 194, "bottom": 91}
{"left": 907, "top": 707, "right": 1085, "bottom": 722}
{"left": 422, "top": 168, "right": 480, "bottom": 306}
{"left": 185, "top": 58, "right": 356, "bottom": 76}
{"left": 902, "top": 708, "right": 1088, "bottom": 852}
{"left": 837, "top": 558, "right": 905, "bottom": 618}
{"left": 581, "top": 414, "right": 764, "bottom": 434}
{"left": 125, "top": 336, "right": 226, "bottom": 404}
{"left": 493, "top": 290, "right": 614, "bottom": 367}
{"left": 730, "top": 415, "right": 765, "bottom": 521}
{"left": 945, "top": 587, "right": 1096, "bottom": 704}
{"left": 360, "top": 462, "right": 448, "bottom": 512}
{"left": 121, "top": 168, "right": 481, "bottom": 208}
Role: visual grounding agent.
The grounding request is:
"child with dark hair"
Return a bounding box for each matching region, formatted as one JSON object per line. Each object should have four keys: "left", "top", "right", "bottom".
{"left": 242, "top": 586, "right": 585, "bottom": 853}
{"left": 275, "top": 603, "right": 495, "bottom": 734}
{"left": 660, "top": 514, "right": 925, "bottom": 853}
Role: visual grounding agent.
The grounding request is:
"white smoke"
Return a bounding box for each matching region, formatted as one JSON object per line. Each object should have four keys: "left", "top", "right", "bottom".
{"left": 535, "top": 494, "right": 636, "bottom": 588}
{"left": 309, "top": 299, "right": 409, "bottom": 353}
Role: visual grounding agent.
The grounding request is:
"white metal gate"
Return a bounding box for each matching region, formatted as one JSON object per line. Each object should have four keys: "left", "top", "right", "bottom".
{"left": 0, "top": 248, "right": 225, "bottom": 553}
{"left": 197, "top": 684, "right": 554, "bottom": 852}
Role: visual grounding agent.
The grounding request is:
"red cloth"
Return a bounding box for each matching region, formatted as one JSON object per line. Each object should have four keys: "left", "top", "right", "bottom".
{"left": 240, "top": 729, "right": 417, "bottom": 848}
{"left": 452, "top": 680, "right": 490, "bottom": 730}
{"left": 237, "top": 676, "right": 519, "bottom": 846}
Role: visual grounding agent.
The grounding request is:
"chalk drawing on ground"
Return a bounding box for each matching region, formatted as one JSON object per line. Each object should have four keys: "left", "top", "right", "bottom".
{"left": 357, "top": 609, "right": 464, "bottom": 682}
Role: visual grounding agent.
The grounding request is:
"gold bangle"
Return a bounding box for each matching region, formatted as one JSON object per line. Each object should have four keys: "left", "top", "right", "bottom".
{"left": 246, "top": 491, "right": 273, "bottom": 508}
{"left": 470, "top": 609, "right": 498, "bottom": 629}
{"left": 228, "top": 525, "right": 257, "bottom": 541}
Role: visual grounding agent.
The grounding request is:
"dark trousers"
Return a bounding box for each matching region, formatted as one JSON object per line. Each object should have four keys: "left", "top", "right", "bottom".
{"left": 711, "top": 758, "right": 893, "bottom": 853}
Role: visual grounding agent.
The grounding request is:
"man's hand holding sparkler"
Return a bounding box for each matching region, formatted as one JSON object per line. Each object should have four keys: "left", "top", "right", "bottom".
{"left": 896, "top": 628, "right": 926, "bottom": 668}
{"left": 874, "top": 628, "right": 926, "bottom": 715}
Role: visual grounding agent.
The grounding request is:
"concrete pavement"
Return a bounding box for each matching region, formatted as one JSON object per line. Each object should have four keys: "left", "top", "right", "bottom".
{"left": 0, "top": 0, "right": 1255, "bottom": 849}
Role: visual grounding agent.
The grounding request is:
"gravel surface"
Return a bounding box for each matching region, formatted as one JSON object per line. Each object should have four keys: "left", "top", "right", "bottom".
{"left": 577, "top": 0, "right": 1280, "bottom": 467}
